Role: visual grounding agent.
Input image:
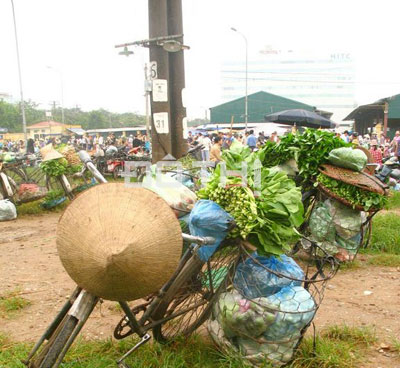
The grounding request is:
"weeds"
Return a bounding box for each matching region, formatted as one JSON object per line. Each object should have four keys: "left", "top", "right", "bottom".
{"left": 290, "top": 325, "right": 376, "bottom": 368}
{"left": 0, "top": 326, "right": 378, "bottom": 368}
{"left": 367, "top": 254, "right": 400, "bottom": 267}
{"left": 0, "top": 290, "right": 31, "bottom": 318}
{"left": 17, "top": 199, "right": 69, "bottom": 216}
{"left": 368, "top": 213, "right": 400, "bottom": 254}
{"left": 385, "top": 190, "right": 400, "bottom": 210}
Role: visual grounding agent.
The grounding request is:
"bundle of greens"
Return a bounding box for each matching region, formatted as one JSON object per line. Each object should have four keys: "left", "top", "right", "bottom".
{"left": 198, "top": 146, "right": 304, "bottom": 256}
{"left": 40, "top": 158, "right": 69, "bottom": 177}
{"left": 316, "top": 173, "right": 387, "bottom": 210}
{"left": 259, "top": 129, "right": 350, "bottom": 183}
{"left": 40, "top": 157, "right": 82, "bottom": 177}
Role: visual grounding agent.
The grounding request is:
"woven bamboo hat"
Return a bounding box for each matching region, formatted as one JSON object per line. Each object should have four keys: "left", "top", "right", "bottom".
{"left": 41, "top": 147, "right": 64, "bottom": 162}
{"left": 57, "top": 183, "right": 182, "bottom": 301}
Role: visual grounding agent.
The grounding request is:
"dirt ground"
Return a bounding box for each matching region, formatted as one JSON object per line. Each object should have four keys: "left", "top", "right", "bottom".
{"left": 1, "top": 213, "right": 400, "bottom": 367}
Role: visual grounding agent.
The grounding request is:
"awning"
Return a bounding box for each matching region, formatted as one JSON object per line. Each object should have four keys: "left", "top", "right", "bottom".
{"left": 67, "top": 128, "right": 86, "bottom": 135}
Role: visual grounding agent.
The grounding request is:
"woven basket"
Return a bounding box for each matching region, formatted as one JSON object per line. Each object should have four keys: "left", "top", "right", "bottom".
{"left": 317, "top": 184, "right": 369, "bottom": 211}
{"left": 57, "top": 183, "right": 182, "bottom": 301}
{"left": 319, "top": 164, "right": 388, "bottom": 195}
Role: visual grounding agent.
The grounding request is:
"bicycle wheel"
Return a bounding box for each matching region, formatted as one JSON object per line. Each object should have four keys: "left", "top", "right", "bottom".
{"left": 152, "top": 243, "right": 240, "bottom": 343}
{"left": 30, "top": 291, "right": 98, "bottom": 368}
{"left": 31, "top": 316, "right": 78, "bottom": 368}
{"left": 2, "top": 167, "right": 27, "bottom": 186}
{"left": 25, "top": 165, "right": 47, "bottom": 186}
{"left": 46, "top": 175, "right": 74, "bottom": 200}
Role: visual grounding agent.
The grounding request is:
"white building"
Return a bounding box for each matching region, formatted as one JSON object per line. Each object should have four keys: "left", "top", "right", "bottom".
{"left": 221, "top": 46, "right": 356, "bottom": 124}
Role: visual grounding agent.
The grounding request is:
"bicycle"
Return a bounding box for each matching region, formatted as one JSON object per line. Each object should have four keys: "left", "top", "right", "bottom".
{"left": 25, "top": 237, "right": 240, "bottom": 368}
{"left": 24, "top": 159, "right": 239, "bottom": 368}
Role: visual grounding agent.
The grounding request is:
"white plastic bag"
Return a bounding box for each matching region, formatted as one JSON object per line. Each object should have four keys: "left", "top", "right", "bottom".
{"left": 142, "top": 174, "right": 197, "bottom": 218}
{"left": 0, "top": 199, "right": 17, "bottom": 221}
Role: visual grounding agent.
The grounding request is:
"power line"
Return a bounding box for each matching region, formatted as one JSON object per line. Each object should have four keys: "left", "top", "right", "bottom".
{"left": 222, "top": 76, "right": 400, "bottom": 85}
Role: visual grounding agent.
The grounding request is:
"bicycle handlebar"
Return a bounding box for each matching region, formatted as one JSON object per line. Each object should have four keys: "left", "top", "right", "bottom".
{"left": 78, "top": 150, "right": 107, "bottom": 184}
{"left": 182, "top": 233, "right": 216, "bottom": 245}
{"left": 78, "top": 150, "right": 92, "bottom": 164}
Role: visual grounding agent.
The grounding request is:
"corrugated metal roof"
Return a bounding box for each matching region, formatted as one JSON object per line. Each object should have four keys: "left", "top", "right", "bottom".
{"left": 67, "top": 128, "right": 86, "bottom": 135}
{"left": 344, "top": 94, "right": 400, "bottom": 120}
{"left": 210, "top": 91, "right": 317, "bottom": 124}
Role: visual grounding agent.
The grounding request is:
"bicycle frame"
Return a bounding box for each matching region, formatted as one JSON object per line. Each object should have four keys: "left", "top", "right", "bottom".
{"left": 24, "top": 234, "right": 218, "bottom": 368}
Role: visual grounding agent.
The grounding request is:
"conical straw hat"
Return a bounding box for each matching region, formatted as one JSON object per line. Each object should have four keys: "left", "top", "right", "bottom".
{"left": 42, "top": 148, "right": 64, "bottom": 162}
{"left": 57, "top": 183, "right": 183, "bottom": 301}
{"left": 40, "top": 143, "right": 54, "bottom": 157}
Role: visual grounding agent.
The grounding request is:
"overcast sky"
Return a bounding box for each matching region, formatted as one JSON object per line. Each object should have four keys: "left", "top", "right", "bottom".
{"left": 1, "top": 0, "right": 400, "bottom": 121}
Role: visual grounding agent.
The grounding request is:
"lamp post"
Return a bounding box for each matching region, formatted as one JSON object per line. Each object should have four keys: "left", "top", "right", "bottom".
{"left": 47, "top": 66, "right": 65, "bottom": 125}
{"left": 10, "top": 0, "right": 27, "bottom": 144}
{"left": 231, "top": 27, "right": 248, "bottom": 130}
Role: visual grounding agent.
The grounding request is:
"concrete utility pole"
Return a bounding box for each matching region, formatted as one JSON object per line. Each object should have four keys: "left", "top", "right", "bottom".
{"left": 148, "top": 0, "right": 186, "bottom": 162}
{"left": 167, "top": 0, "right": 187, "bottom": 159}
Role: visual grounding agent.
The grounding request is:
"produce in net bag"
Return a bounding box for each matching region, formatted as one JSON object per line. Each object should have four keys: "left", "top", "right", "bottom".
{"left": 234, "top": 253, "right": 304, "bottom": 299}
{"left": 328, "top": 147, "right": 367, "bottom": 172}
{"left": 0, "top": 199, "right": 17, "bottom": 221}
{"left": 142, "top": 174, "right": 197, "bottom": 218}
{"left": 308, "top": 198, "right": 366, "bottom": 261}
{"left": 325, "top": 199, "right": 365, "bottom": 239}
{"left": 209, "top": 285, "right": 316, "bottom": 366}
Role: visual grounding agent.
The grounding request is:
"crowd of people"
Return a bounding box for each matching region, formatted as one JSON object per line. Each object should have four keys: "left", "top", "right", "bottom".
{"left": 2, "top": 128, "right": 400, "bottom": 167}
{"left": 187, "top": 130, "right": 280, "bottom": 162}
{"left": 338, "top": 130, "right": 400, "bottom": 165}
{"left": 0, "top": 132, "right": 151, "bottom": 159}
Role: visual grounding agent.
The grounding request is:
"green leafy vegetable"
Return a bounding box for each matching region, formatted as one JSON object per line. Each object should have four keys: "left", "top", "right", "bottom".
{"left": 198, "top": 150, "right": 304, "bottom": 256}
{"left": 316, "top": 173, "right": 387, "bottom": 210}
{"left": 259, "top": 129, "right": 350, "bottom": 183}
{"left": 40, "top": 158, "right": 69, "bottom": 177}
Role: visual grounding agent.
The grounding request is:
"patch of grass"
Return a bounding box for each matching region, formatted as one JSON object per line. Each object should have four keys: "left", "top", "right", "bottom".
{"left": 385, "top": 190, "right": 400, "bottom": 210}
{"left": 339, "top": 260, "right": 363, "bottom": 271}
{"left": 391, "top": 337, "right": 400, "bottom": 356}
{"left": 0, "top": 325, "right": 378, "bottom": 368}
{"left": 291, "top": 325, "right": 376, "bottom": 368}
{"left": 0, "top": 290, "right": 31, "bottom": 318}
{"left": 0, "top": 335, "right": 252, "bottom": 368}
{"left": 17, "top": 199, "right": 69, "bottom": 216}
{"left": 322, "top": 325, "right": 376, "bottom": 346}
{"left": 368, "top": 213, "right": 400, "bottom": 254}
{"left": 367, "top": 253, "right": 400, "bottom": 267}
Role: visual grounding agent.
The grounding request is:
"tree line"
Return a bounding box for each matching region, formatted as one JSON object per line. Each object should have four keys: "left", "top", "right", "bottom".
{"left": 0, "top": 100, "right": 146, "bottom": 132}
{"left": 0, "top": 99, "right": 209, "bottom": 133}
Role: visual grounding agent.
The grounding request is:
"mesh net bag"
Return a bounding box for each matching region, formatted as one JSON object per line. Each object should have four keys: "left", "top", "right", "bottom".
{"left": 208, "top": 244, "right": 337, "bottom": 367}
{"left": 302, "top": 196, "right": 372, "bottom": 262}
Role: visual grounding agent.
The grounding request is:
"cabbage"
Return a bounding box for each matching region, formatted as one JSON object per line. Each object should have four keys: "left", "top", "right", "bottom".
{"left": 328, "top": 147, "right": 367, "bottom": 172}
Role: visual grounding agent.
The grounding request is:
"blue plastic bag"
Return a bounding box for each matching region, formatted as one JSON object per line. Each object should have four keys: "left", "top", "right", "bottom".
{"left": 234, "top": 253, "right": 304, "bottom": 299}
{"left": 189, "top": 200, "right": 234, "bottom": 262}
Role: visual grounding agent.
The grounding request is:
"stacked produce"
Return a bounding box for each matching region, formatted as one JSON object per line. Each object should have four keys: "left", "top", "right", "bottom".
{"left": 40, "top": 145, "right": 82, "bottom": 177}
{"left": 307, "top": 198, "right": 367, "bottom": 262}
{"left": 259, "top": 129, "right": 350, "bottom": 183}
{"left": 199, "top": 145, "right": 319, "bottom": 366}
{"left": 198, "top": 145, "right": 303, "bottom": 256}
{"left": 316, "top": 173, "right": 387, "bottom": 210}
{"left": 209, "top": 252, "right": 317, "bottom": 366}
{"left": 58, "top": 145, "right": 81, "bottom": 166}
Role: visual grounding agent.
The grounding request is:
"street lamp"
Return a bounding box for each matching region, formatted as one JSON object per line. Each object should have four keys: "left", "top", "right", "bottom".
{"left": 46, "top": 66, "right": 65, "bottom": 125}
{"left": 231, "top": 27, "right": 248, "bottom": 130}
{"left": 10, "top": 0, "right": 27, "bottom": 144}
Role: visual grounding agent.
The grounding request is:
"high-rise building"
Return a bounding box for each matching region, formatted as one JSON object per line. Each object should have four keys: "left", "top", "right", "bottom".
{"left": 221, "top": 46, "right": 356, "bottom": 123}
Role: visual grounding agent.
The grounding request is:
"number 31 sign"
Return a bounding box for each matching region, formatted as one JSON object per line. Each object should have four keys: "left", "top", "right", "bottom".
{"left": 153, "top": 112, "right": 169, "bottom": 134}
